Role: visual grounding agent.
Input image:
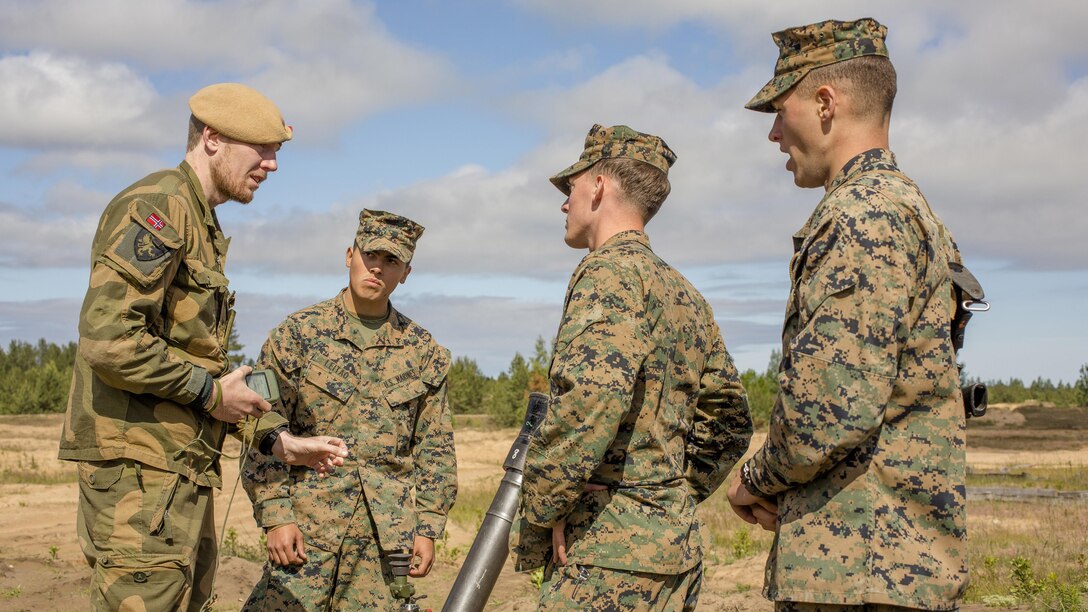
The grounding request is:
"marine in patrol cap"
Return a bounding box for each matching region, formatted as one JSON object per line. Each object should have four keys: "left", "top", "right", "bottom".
{"left": 745, "top": 18, "right": 889, "bottom": 113}
{"left": 354, "top": 209, "right": 425, "bottom": 263}
{"left": 549, "top": 124, "right": 677, "bottom": 195}
{"left": 189, "top": 83, "right": 293, "bottom": 144}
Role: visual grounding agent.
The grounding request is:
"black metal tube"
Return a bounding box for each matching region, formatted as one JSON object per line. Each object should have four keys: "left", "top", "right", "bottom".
{"left": 442, "top": 392, "right": 548, "bottom": 612}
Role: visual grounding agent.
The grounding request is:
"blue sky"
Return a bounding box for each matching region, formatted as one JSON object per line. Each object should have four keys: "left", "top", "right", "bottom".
{"left": 0, "top": 0, "right": 1085, "bottom": 382}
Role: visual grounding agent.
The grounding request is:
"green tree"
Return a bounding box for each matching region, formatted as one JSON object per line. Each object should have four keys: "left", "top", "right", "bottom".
{"left": 1074, "top": 363, "right": 1088, "bottom": 407}
{"left": 486, "top": 352, "right": 531, "bottom": 427}
{"left": 528, "top": 336, "right": 551, "bottom": 393}
{"left": 738, "top": 349, "right": 781, "bottom": 427}
{"left": 226, "top": 326, "right": 247, "bottom": 369}
{"left": 0, "top": 339, "right": 77, "bottom": 414}
{"left": 447, "top": 356, "right": 488, "bottom": 414}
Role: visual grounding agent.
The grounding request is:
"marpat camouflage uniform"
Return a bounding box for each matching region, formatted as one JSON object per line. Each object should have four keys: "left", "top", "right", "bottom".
{"left": 516, "top": 230, "right": 752, "bottom": 604}
{"left": 242, "top": 294, "right": 457, "bottom": 610}
{"left": 58, "top": 161, "right": 287, "bottom": 610}
{"left": 743, "top": 149, "right": 968, "bottom": 609}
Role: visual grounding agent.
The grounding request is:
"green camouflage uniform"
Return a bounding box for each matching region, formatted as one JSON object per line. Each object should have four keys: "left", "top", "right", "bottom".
{"left": 58, "top": 161, "right": 287, "bottom": 611}
{"left": 516, "top": 229, "right": 752, "bottom": 608}
{"left": 242, "top": 294, "right": 457, "bottom": 611}
{"left": 743, "top": 149, "right": 967, "bottom": 609}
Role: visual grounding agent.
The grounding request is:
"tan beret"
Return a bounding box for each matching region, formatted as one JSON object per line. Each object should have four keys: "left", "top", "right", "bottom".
{"left": 189, "top": 83, "right": 292, "bottom": 144}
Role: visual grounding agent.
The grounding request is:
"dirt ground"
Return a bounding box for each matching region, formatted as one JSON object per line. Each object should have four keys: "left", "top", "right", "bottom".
{"left": 1, "top": 404, "right": 1084, "bottom": 611}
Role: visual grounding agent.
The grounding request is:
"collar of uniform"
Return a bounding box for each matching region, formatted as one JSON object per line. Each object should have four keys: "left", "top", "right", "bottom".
{"left": 794, "top": 148, "right": 899, "bottom": 251}
{"left": 178, "top": 160, "right": 216, "bottom": 230}
{"left": 334, "top": 290, "right": 409, "bottom": 350}
{"left": 825, "top": 148, "right": 898, "bottom": 195}
{"left": 598, "top": 229, "right": 651, "bottom": 252}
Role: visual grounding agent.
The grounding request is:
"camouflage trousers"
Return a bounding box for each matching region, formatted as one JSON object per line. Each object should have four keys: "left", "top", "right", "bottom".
{"left": 76, "top": 459, "right": 217, "bottom": 611}
{"left": 537, "top": 561, "right": 703, "bottom": 611}
{"left": 775, "top": 604, "right": 943, "bottom": 612}
{"left": 242, "top": 512, "right": 398, "bottom": 611}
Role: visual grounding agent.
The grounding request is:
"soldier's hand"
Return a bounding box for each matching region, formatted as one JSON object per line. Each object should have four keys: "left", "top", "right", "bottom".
{"left": 273, "top": 433, "right": 349, "bottom": 475}
{"left": 210, "top": 366, "right": 271, "bottom": 423}
{"left": 266, "top": 523, "right": 307, "bottom": 566}
{"left": 551, "top": 519, "right": 568, "bottom": 566}
{"left": 726, "top": 470, "right": 779, "bottom": 531}
{"left": 410, "top": 535, "right": 434, "bottom": 577}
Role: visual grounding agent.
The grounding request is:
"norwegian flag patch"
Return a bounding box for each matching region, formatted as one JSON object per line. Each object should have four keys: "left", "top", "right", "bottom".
{"left": 146, "top": 213, "right": 165, "bottom": 231}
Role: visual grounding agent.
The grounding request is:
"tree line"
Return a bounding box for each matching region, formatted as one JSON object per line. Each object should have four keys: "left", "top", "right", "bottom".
{"left": 3, "top": 337, "right": 1087, "bottom": 417}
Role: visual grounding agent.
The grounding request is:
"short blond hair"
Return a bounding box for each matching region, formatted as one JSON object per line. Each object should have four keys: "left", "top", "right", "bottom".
{"left": 186, "top": 115, "right": 206, "bottom": 152}
{"left": 593, "top": 157, "right": 671, "bottom": 221}
{"left": 794, "top": 55, "right": 897, "bottom": 120}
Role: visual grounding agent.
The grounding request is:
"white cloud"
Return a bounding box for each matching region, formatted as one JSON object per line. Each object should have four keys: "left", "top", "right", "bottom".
{"left": 0, "top": 201, "right": 96, "bottom": 267}
{"left": 0, "top": 53, "right": 165, "bottom": 148}
{"left": 0, "top": 0, "right": 454, "bottom": 146}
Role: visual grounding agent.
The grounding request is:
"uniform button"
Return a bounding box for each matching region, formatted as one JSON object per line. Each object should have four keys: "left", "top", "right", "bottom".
{"left": 133, "top": 571, "right": 148, "bottom": 583}
{"left": 88, "top": 474, "right": 95, "bottom": 484}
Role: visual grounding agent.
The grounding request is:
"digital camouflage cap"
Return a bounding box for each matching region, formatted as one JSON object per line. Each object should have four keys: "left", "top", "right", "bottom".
{"left": 189, "top": 83, "right": 293, "bottom": 144}
{"left": 745, "top": 18, "right": 889, "bottom": 113}
{"left": 549, "top": 124, "right": 677, "bottom": 195}
{"left": 354, "top": 209, "right": 425, "bottom": 263}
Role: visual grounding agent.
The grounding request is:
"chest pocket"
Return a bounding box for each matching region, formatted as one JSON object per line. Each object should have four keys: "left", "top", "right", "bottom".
{"left": 383, "top": 376, "right": 428, "bottom": 457}
{"left": 163, "top": 259, "right": 232, "bottom": 360}
{"left": 298, "top": 359, "right": 357, "bottom": 433}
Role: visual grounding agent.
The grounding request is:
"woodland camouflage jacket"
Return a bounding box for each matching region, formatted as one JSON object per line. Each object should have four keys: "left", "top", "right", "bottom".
{"left": 59, "top": 162, "right": 285, "bottom": 486}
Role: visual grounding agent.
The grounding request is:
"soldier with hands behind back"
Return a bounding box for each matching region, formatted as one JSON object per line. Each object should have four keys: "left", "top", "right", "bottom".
{"left": 242, "top": 210, "right": 457, "bottom": 610}
{"left": 59, "top": 83, "right": 348, "bottom": 611}
{"left": 727, "top": 18, "right": 973, "bottom": 611}
{"left": 514, "top": 124, "right": 753, "bottom": 611}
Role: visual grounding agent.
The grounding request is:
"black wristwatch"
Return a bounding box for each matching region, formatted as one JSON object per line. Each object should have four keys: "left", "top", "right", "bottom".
{"left": 258, "top": 425, "right": 289, "bottom": 456}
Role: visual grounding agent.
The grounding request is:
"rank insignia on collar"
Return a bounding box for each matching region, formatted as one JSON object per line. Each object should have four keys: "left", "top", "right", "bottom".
{"left": 146, "top": 213, "right": 166, "bottom": 231}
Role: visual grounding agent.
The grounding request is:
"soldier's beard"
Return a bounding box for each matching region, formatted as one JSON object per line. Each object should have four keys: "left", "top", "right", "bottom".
{"left": 210, "top": 153, "right": 255, "bottom": 205}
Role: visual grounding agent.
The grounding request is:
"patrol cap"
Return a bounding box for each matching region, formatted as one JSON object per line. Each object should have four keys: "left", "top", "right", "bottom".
{"left": 354, "top": 209, "right": 425, "bottom": 263}
{"left": 188, "top": 83, "right": 293, "bottom": 144}
{"left": 745, "top": 18, "right": 889, "bottom": 113}
{"left": 549, "top": 124, "right": 677, "bottom": 195}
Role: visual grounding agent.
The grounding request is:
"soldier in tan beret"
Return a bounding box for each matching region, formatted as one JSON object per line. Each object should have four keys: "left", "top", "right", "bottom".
{"left": 59, "top": 82, "right": 349, "bottom": 611}
{"left": 513, "top": 125, "right": 752, "bottom": 611}
{"left": 727, "top": 18, "right": 972, "bottom": 611}
{"left": 241, "top": 209, "right": 457, "bottom": 610}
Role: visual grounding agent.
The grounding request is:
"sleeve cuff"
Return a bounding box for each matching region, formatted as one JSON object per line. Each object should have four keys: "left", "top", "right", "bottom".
{"left": 183, "top": 366, "right": 211, "bottom": 409}
{"left": 415, "top": 513, "right": 446, "bottom": 540}
{"left": 745, "top": 454, "right": 786, "bottom": 498}
{"left": 253, "top": 498, "right": 296, "bottom": 528}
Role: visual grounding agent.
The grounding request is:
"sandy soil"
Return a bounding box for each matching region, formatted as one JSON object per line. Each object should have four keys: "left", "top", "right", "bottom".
{"left": 2, "top": 408, "right": 1083, "bottom": 611}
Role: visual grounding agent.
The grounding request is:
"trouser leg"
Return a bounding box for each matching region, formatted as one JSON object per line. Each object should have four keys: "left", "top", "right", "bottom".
{"left": 76, "top": 459, "right": 212, "bottom": 612}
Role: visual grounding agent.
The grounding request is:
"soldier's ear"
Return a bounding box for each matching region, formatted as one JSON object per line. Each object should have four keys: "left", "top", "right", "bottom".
{"left": 203, "top": 126, "right": 223, "bottom": 153}
{"left": 345, "top": 247, "right": 354, "bottom": 268}
{"left": 400, "top": 264, "right": 412, "bottom": 284}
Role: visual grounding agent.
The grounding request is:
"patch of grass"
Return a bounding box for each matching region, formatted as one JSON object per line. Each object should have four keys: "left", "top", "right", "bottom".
{"left": 967, "top": 465, "right": 1088, "bottom": 491}
{"left": 529, "top": 566, "right": 544, "bottom": 590}
{"left": 967, "top": 499, "right": 1088, "bottom": 607}
{"left": 447, "top": 481, "right": 501, "bottom": 533}
{"left": 2, "top": 585, "right": 21, "bottom": 599}
{"left": 698, "top": 483, "right": 774, "bottom": 565}
{"left": 0, "top": 453, "right": 76, "bottom": 485}
{"left": 434, "top": 531, "right": 465, "bottom": 562}
{"left": 221, "top": 527, "right": 266, "bottom": 563}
